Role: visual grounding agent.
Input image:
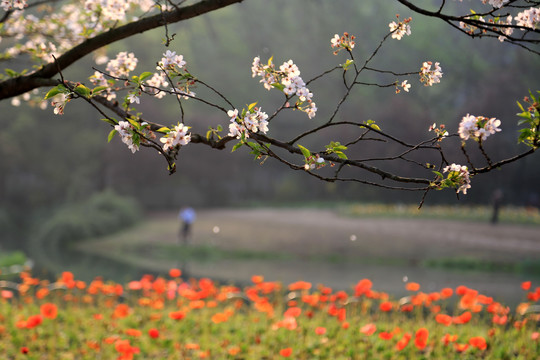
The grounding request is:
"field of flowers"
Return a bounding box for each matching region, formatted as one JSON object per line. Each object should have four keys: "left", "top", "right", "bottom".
{"left": 0, "top": 270, "right": 539, "bottom": 359}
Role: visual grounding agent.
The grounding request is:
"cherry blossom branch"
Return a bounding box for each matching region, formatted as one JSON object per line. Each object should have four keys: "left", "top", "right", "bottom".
{"left": 0, "top": 0, "right": 62, "bottom": 23}
{"left": 471, "top": 147, "right": 536, "bottom": 174}
{"left": 396, "top": 0, "right": 540, "bottom": 55}
{"left": 13, "top": 3, "right": 538, "bottom": 199}
{"left": 0, "top": 0, "right": 244, "bottom": 100}
{"left": 254, "top": 141, "right": 431, "bottom": 190}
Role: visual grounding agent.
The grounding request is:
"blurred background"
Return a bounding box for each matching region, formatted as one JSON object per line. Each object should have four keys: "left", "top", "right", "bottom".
{"left": 1, "top": 0, "right": 539, "bottom": 304}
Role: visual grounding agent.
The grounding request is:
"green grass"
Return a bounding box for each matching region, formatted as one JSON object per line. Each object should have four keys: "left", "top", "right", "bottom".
{"left": 0, "top": 251, "right": 26, "bottom": 268}
{"left": 423, "top": 257, "right": 540, "bottom": 275}
{"left": 340, "top": 203, "right": 540, "bottom": 225}
{"left": 146, "top": 244, "right": 295, "bottom": 263}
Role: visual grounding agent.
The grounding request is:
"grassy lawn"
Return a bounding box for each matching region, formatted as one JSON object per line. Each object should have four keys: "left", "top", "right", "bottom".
{"left": 75, "top": 205, "right": 540, "bottom": 278}
{"left": 339, "top": 203, "right": 540, "bottom": 226}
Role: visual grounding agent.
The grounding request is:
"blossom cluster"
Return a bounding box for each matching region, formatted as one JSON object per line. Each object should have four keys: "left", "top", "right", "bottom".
{"left": 157, "top": 50, "right": 196, "bottom": 99}
{"left": 144, "top": 72, "right": 169, "bottom": 99}
{"left": 51, "top": 93, "right": 69, "bottom": 115}
{"left": 227, "top": 108, "right": 269, "bottom": 139}
{"left": 515, "top": 7, "right": 540, "bottom": 29}
{"left": 419, "top": 61, "right": 443, "bottom": 86}
{"left": 160, "top": 123, "right": 191, "bottom": 152}
{"left": 481, "top": 0, "right": 508, "bottom": 8}
{"left": 90, "top": 52, "right": 139, "bottom": 102}
{"left": 84, "top": 0, "right": 155, "bottom": 22}
{"left": 330, "top": 32, "right": 356, "bottom": 54}
{"left": 456, "top": 3, "right": 539, "bottom": 42}
{"left": 0, "top": 0, "right": 155, "bottom": 68}
{"left": 158, "top": 50, "right": 186, "bottom": 71}
{"left": 454, "top": 0, "right": 508, "bottom": 8}
{"left": 90, "top": 50, "right": 193, "bottom": 103}
{"left": 89, "top": 71, "right": 117, "bottom": 101}
{"left": 458, "top": 114, "right": 501, "bottom": 141}
{"left": 428, "top": 123, "right": 449, "bottom": 141}
{"left": 443, "top": 163, "right": 471, "bottom": 195}
{"left": 0, "top": 0, "right": 26, "bottom": 11}
{"left": 395, "top": 80, "right": 411, "bottom": 94}
{"left": 389, "top": 16, "right": 412, "bottom": 40}
{"left": 105, "top": 51, "right": 138, "bottom": 78}
{"left": 251, "top": 57, "right": 317, "bottom": 119}
{"left": 114, "top": 121, "right": 139, "bottom": 153}
{"left": 304, "top": 154, "right": 326, "bottom": 171}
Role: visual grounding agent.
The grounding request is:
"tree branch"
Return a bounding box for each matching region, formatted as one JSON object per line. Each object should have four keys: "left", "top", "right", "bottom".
{"left": 0, "top": 0, "right": 243, "bottom": 100}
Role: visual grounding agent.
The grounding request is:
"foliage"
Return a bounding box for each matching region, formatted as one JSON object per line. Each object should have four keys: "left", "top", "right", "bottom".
{"left": 516, "top": 90, "right": 540, "bottom": 148}
{"left": 34, "top": 190, "right": 141, "bottom": 249}
{"left": 0, "top": 251, "right": 26, "bottom": 268}
{"left": 0, "top": 271, "right": 538, "bottom": 358}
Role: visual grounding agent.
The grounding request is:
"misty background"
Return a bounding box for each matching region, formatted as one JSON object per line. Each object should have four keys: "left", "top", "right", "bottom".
{"left": 1, "top": 0, "right": 539, "bottom": 291}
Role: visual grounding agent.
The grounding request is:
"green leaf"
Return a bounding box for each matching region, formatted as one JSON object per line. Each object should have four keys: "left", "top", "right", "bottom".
{"left": 127, "top": 118, "right": 139, "bottom": 129}
{"left": 206, "top": 130, "right": 212, "bottom": 140}
{"left": 364, "top": 119, "right": 381, "bottom": 131}
{"left": 336, "top": 152, "right": 348, "bottom": 160}
{"left": 298, "top": 144, "right": 311, "bottom": 159}
{"left": 107, "top": 129, "right": 117, "bottom": 143}
{"left": 248, "top": 102, "right": 258, "bottom": 111}
{"left": 249, "top": 143, "right": 262, "bottom": 159}
{"left": 231, "top": 142, "right": 243, "bottom": 152}
{"left": 271, "top": 83, "right": 285, "bottom": 92}
{"left": 44, "top": 88, "right": 62, "bottom": 100}
{"left": 146, "top": 71, "right": 160, "bottom": 80}
{"left": 4, "top": 68, "right": 18, "bottom": 77}
{"left": 44, "top": 85, "right": 68, "bottom": 100}
{"left": 156, "top": 127, "right": 170, "bottom": 132}
{"left": 91, "top": 86, "right": 109, "bottom": 95}
{"left": 101, "top": 117, "right": 117, "bottom": 126}
{"left": 216, "top": 125, "right": 223, "bottom": 132}
{"left": 343, "top": 59, "right": 354, "bottom": 71}
{"left": 74, "top": 84, "right": 91, "bottom": 97}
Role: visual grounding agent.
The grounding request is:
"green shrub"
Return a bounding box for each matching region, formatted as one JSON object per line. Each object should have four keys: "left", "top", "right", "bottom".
{"left": 35, "top": 190, "right": 141, "bottom": 248}
{"left": 0, "top": 250, "right": 26, "bottom": 267}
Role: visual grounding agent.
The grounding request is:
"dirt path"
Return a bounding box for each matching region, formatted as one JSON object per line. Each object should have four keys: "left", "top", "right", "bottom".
{"left": 185, "top": 208, "right": 540, "bottom": 263}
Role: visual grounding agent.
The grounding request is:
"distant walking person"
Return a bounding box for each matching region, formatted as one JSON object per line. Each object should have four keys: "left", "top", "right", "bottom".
{"left": 490, "top": 189, "right": 503, "bottom": 225}
{"left": 179, "top": 207, "right": 196, "bottom": 245}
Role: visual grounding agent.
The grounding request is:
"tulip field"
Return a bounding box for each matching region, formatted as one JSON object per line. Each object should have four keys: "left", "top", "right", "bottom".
{"left": 0, "top": 270, "right": 539, "bottom": 359}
